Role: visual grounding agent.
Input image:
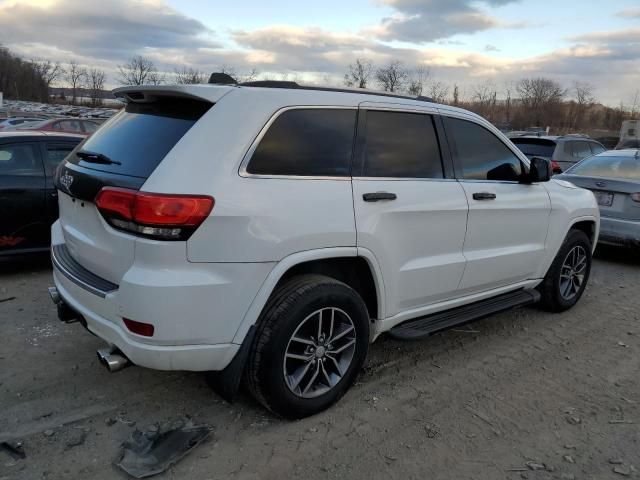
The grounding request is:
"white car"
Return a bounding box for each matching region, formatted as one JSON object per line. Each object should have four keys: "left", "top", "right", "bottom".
{"left": 49, "top": 79, "right": 599, "bottom": 418}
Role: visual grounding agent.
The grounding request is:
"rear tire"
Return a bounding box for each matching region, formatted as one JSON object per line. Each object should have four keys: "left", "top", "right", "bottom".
{"left": 245, "top": 274, "right": 370, "bottom": 419}
{"left": 538, "top": 229, "right": 592, "bottom": 312}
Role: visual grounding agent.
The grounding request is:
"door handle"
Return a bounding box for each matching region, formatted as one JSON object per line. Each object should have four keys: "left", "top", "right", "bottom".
{"left": 363, "top": 192, "right": 397, "bottom": 202}
{"left": 472, "top": 192, "right": 496, "bottom": 200}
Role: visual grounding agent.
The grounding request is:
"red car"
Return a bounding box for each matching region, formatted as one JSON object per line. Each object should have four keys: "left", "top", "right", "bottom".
{"left": 17, "top": 118, "right": 101, "bottom": 136}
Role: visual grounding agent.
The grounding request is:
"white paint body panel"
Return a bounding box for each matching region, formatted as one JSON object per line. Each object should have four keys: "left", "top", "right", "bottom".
{"left": 51, "top": 84, "right": 600, "bottom": 372}
{"left": 352, "top": 179, "right": 468, "bottom": 317}
{"left": 456, "top": 181, "right": 551, "bottom": 293}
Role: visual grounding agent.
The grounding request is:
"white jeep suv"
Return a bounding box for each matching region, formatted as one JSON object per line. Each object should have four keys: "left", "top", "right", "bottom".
{"left": 49, "top": 79, "right": 599, "bottom": 418}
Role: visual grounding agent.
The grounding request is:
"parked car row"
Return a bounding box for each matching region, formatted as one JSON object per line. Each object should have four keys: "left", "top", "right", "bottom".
{"left": 1, "top": 99, "right": 118, "bottom": 119}
{"left": 0, "top": 131, "right": 83, "bottom": 253}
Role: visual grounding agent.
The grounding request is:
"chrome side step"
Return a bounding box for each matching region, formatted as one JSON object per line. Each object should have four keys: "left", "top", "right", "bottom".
{"left": 389, "top": 289, "right": 540, "bottom": 340}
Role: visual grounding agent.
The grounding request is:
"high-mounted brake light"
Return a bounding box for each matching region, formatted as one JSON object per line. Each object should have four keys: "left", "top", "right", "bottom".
{"left": 95, "top": 187, "right": 214, "bottom": 240}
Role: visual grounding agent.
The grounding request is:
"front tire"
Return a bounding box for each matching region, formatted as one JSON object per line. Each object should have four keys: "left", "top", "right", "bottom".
{"left": 245, "top": 274, "right": 370, "bottom": 419}
{"left": 538, "top": 229, "right": 592, "bottom": 312}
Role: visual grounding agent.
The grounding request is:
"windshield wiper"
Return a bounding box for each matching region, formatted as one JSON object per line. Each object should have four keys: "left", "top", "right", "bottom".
{"left": 76, "top": 150, "right": 121, "bottom": 165}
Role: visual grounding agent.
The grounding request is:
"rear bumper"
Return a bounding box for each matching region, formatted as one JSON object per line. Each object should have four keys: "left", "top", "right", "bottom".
{"left": 53, "top": 270, "right": 241, "bottom": 370}
{"left": 50, "top": 220, "right": 275, "bottom": 371}
{"left": 599, "top": 216, "right": 640, "bottom": 247}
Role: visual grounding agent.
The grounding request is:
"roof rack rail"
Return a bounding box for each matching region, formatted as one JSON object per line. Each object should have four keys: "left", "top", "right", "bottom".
{"left": 559, "top": 133, "right": 590, "bottom": 138}
{"left": 206, "top": 74, "right": 436, "bottom": 104}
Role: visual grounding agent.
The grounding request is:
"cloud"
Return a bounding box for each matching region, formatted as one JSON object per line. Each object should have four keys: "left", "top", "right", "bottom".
{"left": 373, "top": 0, "right": 521, "bottom": 43}
{"left": 484, "top": 44, "right": 500, "bottom": 52}
{"left": 0, "top": 0, "right": 220, "bottom": 61}
{"left": 617, "top": 7, "right": 640, "bottom": 18}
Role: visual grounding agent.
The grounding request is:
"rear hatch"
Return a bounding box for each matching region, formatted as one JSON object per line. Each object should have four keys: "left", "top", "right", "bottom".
{"left": 560, "top": 154, "right": 640, "bottom": 221}
{"left": 54, "top": 92, "right": 216, "bottom": 284}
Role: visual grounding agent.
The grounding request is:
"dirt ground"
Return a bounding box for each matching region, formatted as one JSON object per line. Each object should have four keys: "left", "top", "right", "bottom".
{"left": 1, "top": 247, "right": 639, "bottom": 480}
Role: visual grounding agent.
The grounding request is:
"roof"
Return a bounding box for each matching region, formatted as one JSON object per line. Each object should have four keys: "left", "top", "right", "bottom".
{"left": 594, "top": 148, "right": 640, "bottom": 157}
{"left": 0, "top": 131, "right": 84, "bottom": 140}
{"left": 112, "top": 82, "right": 482, "bottom": 124}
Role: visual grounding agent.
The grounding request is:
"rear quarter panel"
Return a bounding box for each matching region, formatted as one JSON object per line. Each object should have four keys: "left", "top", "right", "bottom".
{"left": 141, "top": 89, "right": 357, "bottom": 262}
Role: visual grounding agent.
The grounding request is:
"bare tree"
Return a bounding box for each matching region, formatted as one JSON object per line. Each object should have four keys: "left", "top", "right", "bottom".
{"left": 516, "top": 77, "right": 565, "bottom": 126}
{"left": 427, "top": 81, "right": 450, "bottom": 104}
{"left": 174, "top": 66, "right": 205, "bottom": 84}
{"left": 472, "top": 81, "right": 498, "bottom": 119}
{"left": 452, "top": 84, "right": 459, "bottom": 106}
{"left": 117, "top": 55, "right": 162, "bottom": 85}
{"left": 572, "top": 81, "right": 595, "bottom": 129}
{"left": 88, "top": 68, "right": 106, "bottom": 107}
{"left": 215, "top": 65, "right": 259, "bottom": 83}
{"left": 406, "top": 66, "right": 430, "bottom": 96}
{"left": 239, "top": 68, "right": 259, "bottom": 83}
{"left": 344, "top": 58, "right": 373, "bottom": 89}
{"left": 66, "top": 60, "right": 88, "bottom": 105}
{"left": 375, "top": 61, "right": 408, "bottom": 92}
{"left": 31, "top": 59, "right": 64, "bottom": 90}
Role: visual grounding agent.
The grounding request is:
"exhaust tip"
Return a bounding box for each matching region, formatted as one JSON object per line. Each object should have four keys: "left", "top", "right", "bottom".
{"left": 48, "top": 287, "right": 60, "bottom": 305}
{"left": 97, "top": 347, "right": 131, "bottom": 372}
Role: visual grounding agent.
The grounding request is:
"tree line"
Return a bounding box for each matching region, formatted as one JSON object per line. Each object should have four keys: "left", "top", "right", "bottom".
{"left": 343, "top": 58, "right": 636, "bottom": 133}
{"left": 2, "top": 45, "right": 637, "bottom": 133}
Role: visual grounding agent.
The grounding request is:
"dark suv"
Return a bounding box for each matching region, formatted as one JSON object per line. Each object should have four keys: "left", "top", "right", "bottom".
{"left": 0, "top": 131, "right": 83, "bottom": 255}
{"left": 512, "top": 135, "right": 606, "bottom": 173}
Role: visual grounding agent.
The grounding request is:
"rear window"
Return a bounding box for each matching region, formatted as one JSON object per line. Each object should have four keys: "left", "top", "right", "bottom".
{"left": 511, "top": 139, "right": 556, "bottom": 158}
{"left": 246, "top": 109, "right": 356, "bottom": 177}
{"left": 67, "top": 98, "right": 211, "bottom": 178}
{"left": 568, "top": 155, "right": 640, "bottom": 180}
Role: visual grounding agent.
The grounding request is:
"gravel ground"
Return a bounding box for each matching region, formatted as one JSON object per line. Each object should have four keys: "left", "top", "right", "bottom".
{"left": 1, "top": 247, "right": 639, "bottom": 480}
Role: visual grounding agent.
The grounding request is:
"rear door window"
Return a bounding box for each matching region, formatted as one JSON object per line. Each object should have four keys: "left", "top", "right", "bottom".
{"left": 360, "top": 110, "right": 444, "bottom": 178}
{"left": 0, "top": 143, "right": 43, "bottom": 176}
{"left": 589, "top": 143, "right": 606, "bottom": 155}
{"left": 45, "top": 142, "right": 78, "bottom": 176}
{"left": 246, "top": 109, "right": 356, "bottom": 177}
{"left": 572, "top": 141, "right": 592, "bottom": 159}
{"left": 66, "top": 98, "right": 211, "bottom": 178}
{"left": 446, "top": 117, "right": 523, "bottom": 181}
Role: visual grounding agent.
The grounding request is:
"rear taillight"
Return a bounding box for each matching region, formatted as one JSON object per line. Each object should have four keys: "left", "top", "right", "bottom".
{"left": 631, "top": 193, "right": 640, "bottom": 203}
{"left": 95, "top": 187, "right": 214, "bottom": 240}
{"left": 551, "top": 160, "right": 562, "bottom": 174}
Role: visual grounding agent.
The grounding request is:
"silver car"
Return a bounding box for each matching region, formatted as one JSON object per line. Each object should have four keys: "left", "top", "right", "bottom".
{"left": 556, "top": 149, "right": 640, "bottom": 247}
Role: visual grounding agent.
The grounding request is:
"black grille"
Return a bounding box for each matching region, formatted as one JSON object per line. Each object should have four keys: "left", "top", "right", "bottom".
{"left": 52, "top": 244, "right": 118, "bottom": 297}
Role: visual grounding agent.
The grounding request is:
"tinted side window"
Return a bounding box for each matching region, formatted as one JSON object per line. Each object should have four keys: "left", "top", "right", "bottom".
{"left": 447, "top": 117, "right": 522, "bottom": 181}
{"left": 362, "top": 111, "right": 443, "bottom": 178}
{"left": 0, "top": 143, "right": 43, "bottom": 176}
{"left": 247, "top": 109, "right": 355, "bottom": 176}
{"left": 83, "top": 121, "right": 99, "bottom": 133}
{"left": 589, "top": 142, "right": 606, "bottom": 155}
{"left": 572, "top": 141, "right": 591, "bottom": 158}
{"left": 45, "top": 143, "right": 77, "bottom": 175}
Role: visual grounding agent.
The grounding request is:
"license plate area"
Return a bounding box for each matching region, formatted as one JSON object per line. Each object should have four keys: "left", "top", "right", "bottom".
{"left": 594, "top": 191, "right": 614, "bottom": 207}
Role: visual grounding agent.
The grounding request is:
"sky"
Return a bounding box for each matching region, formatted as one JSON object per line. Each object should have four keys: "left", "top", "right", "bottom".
{"left": 0, "top": 0, "right": 639, "bottom": 105}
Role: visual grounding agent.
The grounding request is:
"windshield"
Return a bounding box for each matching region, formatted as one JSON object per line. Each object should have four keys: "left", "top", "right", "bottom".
{"left": 66, "top": 97, "right": 212, "bottom": 178}
{"left": 567, "top": 155, "right": 640, "bottom": 180}
{"left": 511, "top": 139, "right": 556, "bottom": 158}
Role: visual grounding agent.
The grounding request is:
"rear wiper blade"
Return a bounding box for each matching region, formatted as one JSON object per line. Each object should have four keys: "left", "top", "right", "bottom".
{"left": 76, "top": 150, "right": 121, "bottom": 165}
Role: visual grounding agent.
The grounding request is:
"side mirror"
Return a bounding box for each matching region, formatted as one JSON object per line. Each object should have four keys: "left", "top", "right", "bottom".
{"left": 524, "top": 157, "right": 552, "bottom": 183}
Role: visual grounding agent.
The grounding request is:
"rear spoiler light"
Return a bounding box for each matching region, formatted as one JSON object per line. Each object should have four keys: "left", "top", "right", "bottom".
{"left": 95, "top": 187, "right": 214, "bottom": 240}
